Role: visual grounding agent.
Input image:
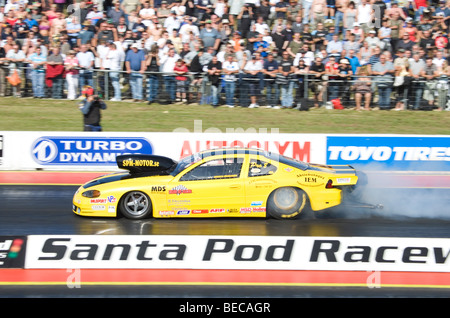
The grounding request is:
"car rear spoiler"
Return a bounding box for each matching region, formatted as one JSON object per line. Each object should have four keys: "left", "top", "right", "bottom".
{"left": 116, "top": 154, "right": 178, "bottom": 175}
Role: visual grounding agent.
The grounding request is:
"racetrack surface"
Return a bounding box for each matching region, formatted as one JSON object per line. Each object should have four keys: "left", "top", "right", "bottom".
{"left": 0, "top": 170, "right": 450, "bottom": 298}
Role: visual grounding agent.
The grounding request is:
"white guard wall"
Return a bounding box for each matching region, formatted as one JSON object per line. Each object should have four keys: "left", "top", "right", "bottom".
{"left": 0, "top": 131, "right": 449, "bottom": 171}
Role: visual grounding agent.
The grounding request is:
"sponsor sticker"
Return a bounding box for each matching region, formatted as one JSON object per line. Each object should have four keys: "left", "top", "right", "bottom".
{"left": 0, "top": 236, "right": 26, "bottom": 268}
{"left": 210, "top": 208, "right": 225, "bottom": 213}
{"left": 192, "top": 209, "right": 208, "bottom": 214}
{"left": 31, "top": 137, "right": 153, "bottom": 166}
{"left": 90, "top": 199, "right": 107, "bottom": 204}
{"left": 159, "top": 211, "right": 174, "bottom": 216}
{"left": 336, "top": 177, "right": 351, "bottom": 184}
{"left": 169, "top": 185, "right": 192, "bottom": 195}
{"left": 252, "top": 207, "right": 266, "bottom": 212}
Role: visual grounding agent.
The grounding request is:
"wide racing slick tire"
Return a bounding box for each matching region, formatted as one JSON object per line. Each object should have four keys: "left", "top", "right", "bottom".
{"left": 267, "top": 187, "right": 308, "bottom": 220}
{"left": 119, "top": 191, "right": 152, "bottom": 219}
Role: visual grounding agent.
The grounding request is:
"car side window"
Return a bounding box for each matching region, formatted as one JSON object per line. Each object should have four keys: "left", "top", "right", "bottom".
{"left": 180, "top": 157, "right": 244, "bottom": 181}
{"left": 248, "top": 159, "right": 277, "bottom": 177}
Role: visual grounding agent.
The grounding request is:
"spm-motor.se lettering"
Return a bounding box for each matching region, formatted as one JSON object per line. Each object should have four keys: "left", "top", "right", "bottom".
{"left": 122, "top": 159, "right": 160, "bottom": 167}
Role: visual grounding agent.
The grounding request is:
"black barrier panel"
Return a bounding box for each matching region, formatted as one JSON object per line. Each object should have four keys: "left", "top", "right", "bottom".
{"left": 0, "top": 236, "right": 27, "bottom": 269}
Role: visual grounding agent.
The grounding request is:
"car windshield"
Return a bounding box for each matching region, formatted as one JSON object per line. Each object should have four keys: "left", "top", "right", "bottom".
{"left": 170, "top": 153, "right": 203, "bottom": 176}
{"left": 170, "top": 150, "right": 309, "bottom": 176}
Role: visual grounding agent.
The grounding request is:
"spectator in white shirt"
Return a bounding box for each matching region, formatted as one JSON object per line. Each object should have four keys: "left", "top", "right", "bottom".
{"left": 160, "top": 48, "right": 181, "bottom": 102}
{"left": 76, "top": 44, "right": 95, "bottom": 91}
{"left": 222, "top": 54, "right": 239, "bottom": 107}
{"left": 243, "top": 54, "right": 264, "bottom": 108}
{"left": 105, "top": 43, "right": 123, "bottom": 101}
{"left": 178, "top": 17, "right": 200, "bottom": 43}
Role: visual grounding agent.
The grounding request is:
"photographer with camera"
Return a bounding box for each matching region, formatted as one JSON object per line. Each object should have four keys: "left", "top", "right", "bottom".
{"left": 79, "top": 86, "right": 107, "bottom": 131}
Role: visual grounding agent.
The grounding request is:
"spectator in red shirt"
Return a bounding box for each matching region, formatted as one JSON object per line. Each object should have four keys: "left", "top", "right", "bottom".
{"left": 174, "top": 59, "right": 189, "bottom": 103}
{"left": 325, "top": 56, "right": 339, "bottom": 101}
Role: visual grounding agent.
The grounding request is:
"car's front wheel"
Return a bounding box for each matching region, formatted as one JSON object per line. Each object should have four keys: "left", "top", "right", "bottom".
{"left": 267, "top": 187, "right": 308, "bottom": 220}
{"left": 119, "top": 191, "right": 152, "bottom": 219}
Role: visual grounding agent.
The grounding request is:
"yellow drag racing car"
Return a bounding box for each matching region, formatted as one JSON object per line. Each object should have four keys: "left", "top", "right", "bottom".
{"left": 72, "top": 148, "right": 363, "bottom": 220}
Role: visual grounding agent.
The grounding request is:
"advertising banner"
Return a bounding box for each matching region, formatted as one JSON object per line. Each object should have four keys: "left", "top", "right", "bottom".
{"left": 0, "top": 131, "right": 324, "bottom": 171}
{"left": 25, "top": 235, "right": 450, "bottom": 272}
{"left": 327, "top": 136, "right": 450, "bottom": 171}
{"left": 1, "top": 131, "right": 449, "bottom": 171}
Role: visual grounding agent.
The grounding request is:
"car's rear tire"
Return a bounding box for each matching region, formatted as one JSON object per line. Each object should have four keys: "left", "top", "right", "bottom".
{"left": 267, "top": 187, "right": 308, "bottom": 220}
{"left": 119, "top": 191, "right": 152, "bottom": 219}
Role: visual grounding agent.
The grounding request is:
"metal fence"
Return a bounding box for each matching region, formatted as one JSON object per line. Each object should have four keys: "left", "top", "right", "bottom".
{"left": 5, "top": 66, "right": 450, "bottom": 111}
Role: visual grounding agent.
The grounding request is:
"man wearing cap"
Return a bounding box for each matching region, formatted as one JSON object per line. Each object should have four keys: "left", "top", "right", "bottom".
{"left": 79, "top": 87, "right": 107, "bottom": 131}
{"left": 365, "top": 30, "right": 381, "bottom": 49}
{"left": 200, "top": 19, "right": 221, "bottom": 52}
{"left": 86, "top": 4, "right": 103, "bottom": 25}
{"left": 336, "top": 58, "right": 352, "bottom": 105}
{"left": 178, "top": 16, "right": 200, "bottom": 43}
{"left": 125, "top": 43, "right": 146, "bottom": 101}
{"left": 78, "top": 21, "right": 95, "bottom": 46}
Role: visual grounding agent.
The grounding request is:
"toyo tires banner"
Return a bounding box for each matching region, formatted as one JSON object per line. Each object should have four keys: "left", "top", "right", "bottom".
{"left": 0, "top": 131, "right": 448, "bottom": 171}
{"left": 326, "top": 136, "right": 450, "bottom": 171}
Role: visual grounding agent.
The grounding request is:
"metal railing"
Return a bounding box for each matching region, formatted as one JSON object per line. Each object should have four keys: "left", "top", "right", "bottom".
{"left": 4, "top": 65, "right": 450, "bottom": 111}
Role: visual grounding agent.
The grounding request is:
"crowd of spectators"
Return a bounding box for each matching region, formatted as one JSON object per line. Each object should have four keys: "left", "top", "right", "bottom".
{"left": 1, "top": 0, "right": 450, "bottom": 110}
